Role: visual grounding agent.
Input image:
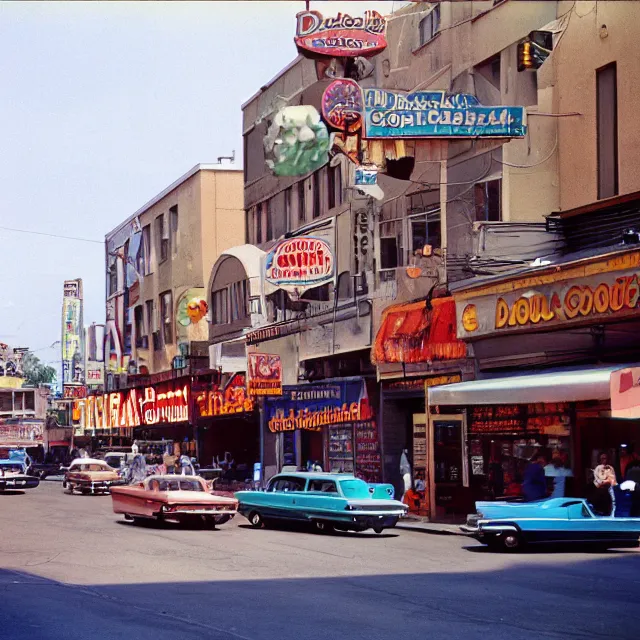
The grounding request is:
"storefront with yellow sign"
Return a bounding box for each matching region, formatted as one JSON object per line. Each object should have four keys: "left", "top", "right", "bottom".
{"left": 427, "top": 247, "right": 640, "bottom": 516}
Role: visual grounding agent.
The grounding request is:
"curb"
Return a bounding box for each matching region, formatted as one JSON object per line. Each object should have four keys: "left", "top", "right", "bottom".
{"left": 396, "top": 523, "right": 466, "bottom": 536}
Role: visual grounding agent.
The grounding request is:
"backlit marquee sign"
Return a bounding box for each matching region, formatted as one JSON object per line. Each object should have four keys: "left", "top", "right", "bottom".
{"left": 294, "top": 10, "right": 387, "bottom": 58}
{"left": 72, "top": 382, "right": 189, "bottom": 430}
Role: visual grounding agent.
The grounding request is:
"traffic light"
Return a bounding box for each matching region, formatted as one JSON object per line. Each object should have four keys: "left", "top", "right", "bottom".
{"left": 518, "top": 31, "right": 553, "bottom": 72}
{"left": 517, "top": 40, "right": 534, "bottom": 71}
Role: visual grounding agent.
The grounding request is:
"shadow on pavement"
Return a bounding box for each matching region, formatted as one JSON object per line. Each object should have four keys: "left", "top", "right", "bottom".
{"left": 1, "top": 553, "right": 639, "bottom": 640}
{"left": 236, "top": 521, "right": 399, "bottom": 538}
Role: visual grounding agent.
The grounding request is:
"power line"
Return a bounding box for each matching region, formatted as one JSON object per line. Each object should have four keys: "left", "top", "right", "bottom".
{"left": 0, "top": 225, "right": 102, "bottom": 245}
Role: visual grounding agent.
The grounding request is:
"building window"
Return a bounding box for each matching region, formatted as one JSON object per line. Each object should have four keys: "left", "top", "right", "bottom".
{"left": 160, "top": 291, "right": 173, "bottom": 345}
{"left": 137, "top": 225, "right": 151, "bottom": 275}
{"left": 409, "top": 208, "right": 441, "bottom": 257}
{"left": 266, "top": 198, "right": 274, "bottom": 241}
{"left": 298, "top": 180, "right": 306, "bottom": 223}
{"left": 170, "top": 205, "right": 178, "bottom": 256}
{"left": 230, "top": 280, "right": 249, "bottom": 321}
{"left": 108, "top": 254, "right": 117, "bottom": 296}
{"left": 145, "top": 299, "right": 155, "bottom": 337}
{"left": 156, "top": 214, "right": 168, "bottom": 263}
{"left": 134, "top": 306, "right": 146, "bottom": 348}
{"left": 284, "top": 187, "right": 292, "bottom": 232}
{"left": 379, "top": 221, "right": 403, "bottom": 269}
{"left": 327, "top": 164, "right": 336, "bottom": 210}
{"left": 212, "top": 288, "right": 229, "bottom": 325}
{"left": 256, "top": 203, "right": 263, "bottom": 245}
{"left": 597, "top": 62, "right": 618, "bottom": 200}
{"left": 419, "top": 4, "right": 440, "bottom": 46}
{"left": 24, "top": 392, "right": 35, "bottom": 411}
{"left": 312, "top": 171, "right": 321, "bottom": 219}
{"left": 474, "top": 179, "right": 502, "bottom": 222}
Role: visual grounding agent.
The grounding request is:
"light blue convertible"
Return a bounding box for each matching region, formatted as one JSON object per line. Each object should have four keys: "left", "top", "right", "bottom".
{"left": 461, "top": 498, "right": 640, "bottom": 551}
{"left": 236, "top": 472, "right": 408, "bottom": 534}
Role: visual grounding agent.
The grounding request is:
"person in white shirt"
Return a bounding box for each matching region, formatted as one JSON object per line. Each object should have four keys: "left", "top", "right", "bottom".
{"left": 544, "top": 456, "right": 573, "bottom": 498}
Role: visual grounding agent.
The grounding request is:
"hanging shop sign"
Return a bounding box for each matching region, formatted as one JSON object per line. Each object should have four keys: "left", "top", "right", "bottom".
{"left": 247, "top": 353, "right": 283, "bottom": 396}
{"left": 264, "top": 237, "right": 334, "bottom": 293}
{"left": 266, "top": 379, "right": 372, "bottom": 433}
{"left": 62, "top": 279, "right": 85, "bottom": 397}
{"left": 0, "top": 421, "right": 44, "bottom": 444}
{"left": 294, "top": 10, "right": 387, "bottom": 59}
{"left": 72, "top": 381, "right": 189, "bottom": 430}
{"left": 63, "top": 385, "right": 87, "bottom": 400}
{"left": 195, "top": 374, "right": 254, "bottom": 418}
{"left": 264, "top": 106, "right": 331, "bottom": 177}
{"left": 322, "top": 79, "right": 526, "bottom": 139}
{"left": 469, "top": 403, "right": 571, "bottom": 435}
{"left": 456, "top": 250, "right": 640, "bottom": 340}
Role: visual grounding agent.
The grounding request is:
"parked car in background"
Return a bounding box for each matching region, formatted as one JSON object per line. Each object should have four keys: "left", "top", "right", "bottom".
{"left": 460, "top": 497, "right": 640, "bottom": 551}
{"left": 236, "top": 472, "right": 407, "bottom": 534}
{"left": 62, "top": 458, "right": 122, "bottom": 495}
{"left": 110, "top": 475, "right": 238, "bottom": 526}
{"left": 0, "top": 449, "right": 39, "bottom": 491}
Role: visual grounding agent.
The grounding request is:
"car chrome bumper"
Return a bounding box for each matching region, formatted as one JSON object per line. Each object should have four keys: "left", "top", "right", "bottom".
{"left": 0, "top": 476, "right": 40, "bottom": 490}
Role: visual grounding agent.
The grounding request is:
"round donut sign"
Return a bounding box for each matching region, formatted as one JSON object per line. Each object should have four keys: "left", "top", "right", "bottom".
{"left": 265, "top": 236, "right": 334, "bottom": 293}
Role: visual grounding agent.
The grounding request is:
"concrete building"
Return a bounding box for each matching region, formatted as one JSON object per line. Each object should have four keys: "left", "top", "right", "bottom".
{"left": 105, "top": 163, "right": 244, "bottom": 384}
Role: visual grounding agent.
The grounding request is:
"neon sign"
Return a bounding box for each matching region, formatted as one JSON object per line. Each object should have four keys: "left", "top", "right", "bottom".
{"left": 195, "top": 374, "right": 254, "bottom": 418}
{"left": 294, "top": 10, "right": 387, "bottom": 59}
{"left": 73, "top": 382, "right": 189, "bottom": 430}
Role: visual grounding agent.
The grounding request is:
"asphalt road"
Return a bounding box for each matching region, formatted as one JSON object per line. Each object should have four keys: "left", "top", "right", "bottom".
{"left": 1, "top": 482, "right": 639, "bottom": 640}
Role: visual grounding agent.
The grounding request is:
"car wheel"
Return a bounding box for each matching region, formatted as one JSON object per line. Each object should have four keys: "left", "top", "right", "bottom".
{"left": 315, "top": 520, "right": 334, "bottom": 534}
{"left": 123, "top": 514, "right": 133, "bottom": 521}
{"left": 372, "top": 525, "right": 384, "bottom": 534}
{"left": 249, "top": 511, "right": 264, "bottom": 528}
{"left": 500, "top": 533, "right": 523, "bottom": 552}
{"left": 215, "top": 515, "right": 231, "bottom": 526}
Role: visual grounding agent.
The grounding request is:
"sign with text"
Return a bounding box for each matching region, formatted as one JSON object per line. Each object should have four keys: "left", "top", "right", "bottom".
{"left": 294, "top": 10, "right": 387, "bottom": 58}
{"left": 62, "top": 278, "right": 84, "bottom": 390}
{"left": 456, "top": 251, "right": 640, "bottom": 339}
{"left": 265, "top": 236, "right": 334, "bottom": 295}
{"left": 195, "top": 374, "right": 255, "bottom": 418}
{"left": 322, "top": 79, "right": 526, "bottom": 139}
{"left": 247, "top": 353, "right": 283, "bottom": 396}
{"left": 266, "top": 379, "right": 372, "bottom": 433}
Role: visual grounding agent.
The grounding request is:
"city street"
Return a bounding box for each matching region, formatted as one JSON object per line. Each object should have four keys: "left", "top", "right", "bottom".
{"left": 0, "top": 483, "right": 638, "bottom": 640}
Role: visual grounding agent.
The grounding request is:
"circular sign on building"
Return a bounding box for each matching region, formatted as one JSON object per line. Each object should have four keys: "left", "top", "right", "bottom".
{"left": 264, "top": 236, "right": 334, "bottom": 294}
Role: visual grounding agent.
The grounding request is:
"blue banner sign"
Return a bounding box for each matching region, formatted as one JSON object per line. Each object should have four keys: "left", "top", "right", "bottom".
{"left": 363, "top": 88, "right": 526, "bottom": 138}
{"left": 321, "top": 79, "right": 526, "bottom": 139}
{"left": 265, "top": 380, "right": 372, "bottom": 433}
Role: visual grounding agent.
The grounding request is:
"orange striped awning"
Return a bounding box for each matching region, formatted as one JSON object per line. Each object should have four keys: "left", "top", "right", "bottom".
{"left": 372, "top": 297, "right": 466, "bottom": 365}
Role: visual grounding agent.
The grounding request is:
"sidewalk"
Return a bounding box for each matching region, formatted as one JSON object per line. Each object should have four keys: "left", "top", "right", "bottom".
{"left": 396, "top": 516, "right": 466, "bottom": 536}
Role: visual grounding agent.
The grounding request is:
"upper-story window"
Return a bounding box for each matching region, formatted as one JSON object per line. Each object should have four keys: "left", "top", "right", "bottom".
{"left": 474, "top": 179, "right": 502, "bottom": 222}
{"left": 284, "top": 187, "right": 292, "bottom": 232}
{"left": 134, "top": 305, "right": 146, "bottom": 348}
{"left": 156, "top": 214, "right": 169, "bottom": 263}
{"left": 597, "top": 62, "right": 618, "bottom": 200}
{"left": 419, "top": 4, "right": 440, "bottom": 46}
{"left": 409, "top": 208, "right": 441, "bottom": 256}
{"left": 212, "top": 288, "right": 229, "bottom": 325}
{"left": 327, "top": 163, "right": 342, "bottom": 210}
{"left": 160, "top": 291, "right": 173, "bottom": 344}
{"left": 170, "top": 205, "right": 178, "bottom": 256}
{"left": 312, "top": 171, "right": 321, "bottom": 219}
{"left": 107, "top": 254, "right": 118, "bottom": 296}
{"left": 137, "top": 225, "right": 151, "bottom": 275}
{"left": 298, "top": 180, "right": 306, "bottom": 224}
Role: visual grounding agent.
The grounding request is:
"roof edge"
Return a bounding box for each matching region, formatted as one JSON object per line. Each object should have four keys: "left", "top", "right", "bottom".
{"left": 105, "top": 163, "right": 242, "bottom": 240}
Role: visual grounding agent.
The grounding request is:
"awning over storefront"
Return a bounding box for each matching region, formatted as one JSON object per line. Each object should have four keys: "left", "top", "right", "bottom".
{"left": 373, "top": 297, "right": 466, "bottom": 364}
{"left": 429, "top": 364, "right": 632, "bottom": 406}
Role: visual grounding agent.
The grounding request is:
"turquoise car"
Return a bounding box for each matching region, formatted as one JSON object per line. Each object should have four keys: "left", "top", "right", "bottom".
{"left": 235, "top": 472, "right": 408, "bottom": 534}
{"left": 461, "top": 498, "right": 640, "bottom": 551}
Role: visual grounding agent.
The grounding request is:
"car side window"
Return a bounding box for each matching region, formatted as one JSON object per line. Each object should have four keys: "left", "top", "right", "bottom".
{"left": 269, "top": 477, "right": 306, "bottom": 492}
{"left": 308, "top": 480, "right": 338, "bottom": 494}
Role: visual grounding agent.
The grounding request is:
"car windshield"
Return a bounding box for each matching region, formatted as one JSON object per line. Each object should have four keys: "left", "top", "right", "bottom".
{"left": 153, "top": 479, "right": 204, "bottom": 492}
{"left": 75, "top": 464, "right": 108, "bottom": 472}
{"left": 339, "top": 479, "right": 371, "bottom": 499}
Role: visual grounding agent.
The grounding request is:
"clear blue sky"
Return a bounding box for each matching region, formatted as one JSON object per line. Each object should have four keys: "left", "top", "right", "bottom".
{"left": 0, "top": 1, "right": 401, "bottom": 378}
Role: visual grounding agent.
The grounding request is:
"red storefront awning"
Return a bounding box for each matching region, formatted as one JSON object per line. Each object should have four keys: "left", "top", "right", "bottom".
{"left": 48, "top": 441, "right": 70, "bottom": 447}
{"left": 373, "top": 297, "right": 466, "bottom": 365}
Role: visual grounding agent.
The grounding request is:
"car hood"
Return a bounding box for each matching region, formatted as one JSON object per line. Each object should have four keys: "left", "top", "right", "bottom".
{"left": 70, "top": 470, "right": 119, "bottom": 480}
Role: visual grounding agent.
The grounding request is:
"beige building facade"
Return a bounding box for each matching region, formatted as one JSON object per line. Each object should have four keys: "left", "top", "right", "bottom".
{"left": 105, "top": 164, "right": 244, "bottom": 381}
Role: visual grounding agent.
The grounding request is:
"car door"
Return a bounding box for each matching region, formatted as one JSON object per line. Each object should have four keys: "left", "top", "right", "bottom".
{"left": 265, "top": 476, "right": 307, "bottom": 520}
{"left": 296, "top": 479, "right": 341, "bottom": 519}
{"left": 564, "top": 501, "right": 635, "bottom": 542}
